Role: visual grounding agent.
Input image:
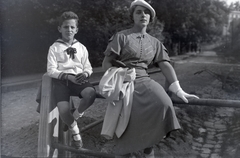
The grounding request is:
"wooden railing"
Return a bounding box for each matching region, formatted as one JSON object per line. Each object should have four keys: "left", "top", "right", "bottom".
{"left": 37, "top": 73, "right": 115, "bottom": 158}
{"left": 37, "top": 71, "right": 240, "bottom": 158}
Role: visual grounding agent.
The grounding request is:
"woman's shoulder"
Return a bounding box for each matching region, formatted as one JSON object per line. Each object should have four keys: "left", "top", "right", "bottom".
{"left": 146, "top": 34, "right": 160, "bottom": 42}
{"left": 114, "top": 29, "right": 131, "bottom": 37}
{"left": 145, "top": 34, "right": 163, "bottom": 47}
{"left": 107, "top": 29, "right": 131, "bottom": 43}
{"left": 117, "top": 28, "right": 147, "bottom": 36}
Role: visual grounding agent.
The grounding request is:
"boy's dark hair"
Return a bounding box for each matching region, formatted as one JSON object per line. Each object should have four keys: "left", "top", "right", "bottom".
{"left": 58, "top": 11, "right": 79, "bottom": 27}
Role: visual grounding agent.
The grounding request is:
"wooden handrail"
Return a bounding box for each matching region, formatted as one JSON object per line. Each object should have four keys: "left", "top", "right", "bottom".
{"left": 172, "top": 98, "right": 240, "bottom": 108}
{"left": 53, "top": 143, "right": 115, "bottom": 158}
{"left": 38, "top": 69, "right": 240, "bottom": 158}
{"left": 80, "top": 119, "right": 104, "bottom": 132}
{"left": 91, "top": 69, "right": 240, "bottom": 108}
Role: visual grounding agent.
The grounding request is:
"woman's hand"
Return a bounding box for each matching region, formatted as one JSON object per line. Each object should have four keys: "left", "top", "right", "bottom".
{"left": 169, "top": 81, "right": 199, "bottom": 103}
{"left": 158, "top": 61, "right": 199, "bottom": 103}
{"left": 111, "top": 59, "right": 127, "bottom": 68}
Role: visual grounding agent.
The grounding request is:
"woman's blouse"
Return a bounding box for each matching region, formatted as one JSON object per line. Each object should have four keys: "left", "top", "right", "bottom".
{"left": 104, "top": 29, "right": 170, "bottom": 77}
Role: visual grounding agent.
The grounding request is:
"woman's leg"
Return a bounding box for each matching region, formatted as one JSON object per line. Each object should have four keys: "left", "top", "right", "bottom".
{"left": 73, "top": 87, "right": 96, "bottom": 120}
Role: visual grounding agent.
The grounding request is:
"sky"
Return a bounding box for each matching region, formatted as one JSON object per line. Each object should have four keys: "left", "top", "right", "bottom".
{"left": 224, "top": 0, "right": 240, "bottom": 5}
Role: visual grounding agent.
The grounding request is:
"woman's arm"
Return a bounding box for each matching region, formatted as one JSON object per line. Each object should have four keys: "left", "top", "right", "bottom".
{"left": 158, "top": 61, "right": 199, "bottom": 103}
{"left": 158, "top": 61, "right": 177, "bottom": 84}
{"left": 102, "top": 53, "right": 118, "bottom": 71}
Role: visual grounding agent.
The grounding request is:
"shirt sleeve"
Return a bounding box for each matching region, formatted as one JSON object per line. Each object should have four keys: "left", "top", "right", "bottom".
{"left": 153, "top": 41, "right": 170, "bottom": 64}
{"left": 81, "top": 46, "right": 93, "bottom": 77}
{"left": 103, "top": 33, "right": 124, "bottom": 56}
{"left": 47, "top": 46, "right": 62, "bottom": 79}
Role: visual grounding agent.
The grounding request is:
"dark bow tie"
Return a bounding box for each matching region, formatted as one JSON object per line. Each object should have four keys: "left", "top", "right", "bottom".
{"left": 65, "top": 47, "right": 77, "bottom": 59}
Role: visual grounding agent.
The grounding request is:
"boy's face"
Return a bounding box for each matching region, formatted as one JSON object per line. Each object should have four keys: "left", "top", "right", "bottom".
{"left": 58, "top": 19, "right": 78, "bottom": 43}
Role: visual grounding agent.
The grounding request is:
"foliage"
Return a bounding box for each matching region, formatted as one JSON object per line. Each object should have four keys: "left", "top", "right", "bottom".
{"left": 229, "top": 18, "right": 240, "bottom": 58}
{"left": 152, "top": 0, "right": 229, "bottom": 54}
{"left": 1, "top": 0, "right": 229, "bottom": 77}
{"left": 229, "top": 1, "right": 240, "bottom": 11}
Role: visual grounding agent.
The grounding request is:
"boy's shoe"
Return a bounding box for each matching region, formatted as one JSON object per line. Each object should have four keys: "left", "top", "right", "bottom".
{"left": 63, "top": 124, "right": 69, "bottom": 132}
{"left": 72, "top": 133, "right": 83, "bottom": 149}
{"left": 69, "top": 122, "right": 83, "bottom": 149}
{"left": 144, "top": 149, "right": 154, "bottom": 158}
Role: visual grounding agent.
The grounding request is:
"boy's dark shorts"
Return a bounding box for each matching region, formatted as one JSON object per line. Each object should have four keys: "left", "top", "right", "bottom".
{"left": 52, "top": 78, "right": 95, "bottom": 103}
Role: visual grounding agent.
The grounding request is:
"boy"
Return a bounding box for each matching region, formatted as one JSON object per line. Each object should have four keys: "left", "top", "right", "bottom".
{"left": 47, "top": 11, "right": 96, "bottom": 149}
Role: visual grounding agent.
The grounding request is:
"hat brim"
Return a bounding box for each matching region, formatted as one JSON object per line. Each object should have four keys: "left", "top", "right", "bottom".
{"left": 130, "top": 0, "right": 156, "bottom": 19}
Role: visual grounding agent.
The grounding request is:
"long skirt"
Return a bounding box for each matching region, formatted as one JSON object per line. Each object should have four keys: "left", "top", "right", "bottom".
{"left": 112, "top": 77, "right": 181, "bottom": 155}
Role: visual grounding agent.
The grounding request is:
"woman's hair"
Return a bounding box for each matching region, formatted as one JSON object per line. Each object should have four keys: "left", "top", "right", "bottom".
{"left": 58, "top": 11, "right": 79, "bottom": 27}
{"left": 129, "top": 5, "right": 154, "bottom": 22}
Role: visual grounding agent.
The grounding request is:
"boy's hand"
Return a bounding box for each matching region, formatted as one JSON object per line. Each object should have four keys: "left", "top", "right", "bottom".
{"left": 67, "top": 73, "right": 88, "bottom": 85}
{"left": 75, "top": 73, "right": 87, "bottom": 83}
{"left": 67, "top": 75, "right": 83, "bottom": 85}
{"left": 67, "top": 75, "right": 77, "bottom": 84}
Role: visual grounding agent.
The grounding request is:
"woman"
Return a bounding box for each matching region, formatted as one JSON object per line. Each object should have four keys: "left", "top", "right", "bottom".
{"left": 101, "top": 0, "right": 199, "bottom": 157}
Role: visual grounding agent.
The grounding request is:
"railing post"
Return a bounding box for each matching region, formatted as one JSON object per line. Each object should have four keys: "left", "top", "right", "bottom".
{"left": 37, "top": 74, "right": 60, "bottom": 157}
{"left": 58, "top": 119, "right": 72, "bottom": 157}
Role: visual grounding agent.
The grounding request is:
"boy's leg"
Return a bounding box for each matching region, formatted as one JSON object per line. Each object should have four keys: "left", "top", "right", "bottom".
{"left": 53, "top": 79, "right": 83, "bottom": 148}
{"left": 73, "top": 87, "right": 96, "bottom": 120}
{"left": 68, "top": 119, "right": 83, "bottom": 149}
{"left": 57, "top": 101, "right": 83, "bottom": 149}
{"left": 57, "top": 101, "right": 75, "bottom": 126}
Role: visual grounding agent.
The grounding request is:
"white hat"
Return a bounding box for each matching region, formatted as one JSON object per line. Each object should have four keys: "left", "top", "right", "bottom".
{"left": 130, "top": 0, "right": 156, "bottom": 20}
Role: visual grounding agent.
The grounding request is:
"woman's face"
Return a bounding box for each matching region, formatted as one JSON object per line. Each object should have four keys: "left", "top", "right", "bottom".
{"left": 132, "top": 5, "right": 151, "bottom": 27}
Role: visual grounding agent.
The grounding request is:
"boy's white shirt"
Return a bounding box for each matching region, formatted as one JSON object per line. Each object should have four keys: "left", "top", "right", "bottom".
{"left": 47, "top": 39, "right": 93, "bottom": 79}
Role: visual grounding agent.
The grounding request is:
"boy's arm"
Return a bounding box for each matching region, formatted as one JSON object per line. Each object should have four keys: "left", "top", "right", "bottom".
{"left": 81, "top": 46, "right": 93, "bottom": 77}
{"left": 47, "top": 47, "right": 63, "bottom": 79}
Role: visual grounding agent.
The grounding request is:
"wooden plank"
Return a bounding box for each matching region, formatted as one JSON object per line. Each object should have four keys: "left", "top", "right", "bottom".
{"left": 53, "top": 143, "right": 115, "bottom": 158}
{"left": 37, "top": 73, "right": 52, "bottom": 157}
{"left": 38, "top": 69, "right": 240, "bottom": 158}
{"left": 80, "top": 119, "right": 104, "bottom": 132}
{"left": 58, "top": 119, "right": 72, "bottom": 157}
{"left": 37, "top": 74, "right": 60, "bottom": 157}
{"left": 172, "top": 97, "right": 240, "bottom": 108}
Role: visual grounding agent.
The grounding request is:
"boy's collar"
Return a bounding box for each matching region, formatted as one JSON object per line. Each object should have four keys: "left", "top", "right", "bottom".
{"left": 55, "top": 38, "right": 78, "bottom": 46}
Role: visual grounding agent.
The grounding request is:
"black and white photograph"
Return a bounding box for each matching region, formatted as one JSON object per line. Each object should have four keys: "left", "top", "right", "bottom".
{"left": 1, "top": 0, "right": 240, "bottom": 157}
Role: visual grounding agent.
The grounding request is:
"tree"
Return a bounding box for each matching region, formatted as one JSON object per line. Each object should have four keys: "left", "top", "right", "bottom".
{"left": 1, "top": 0, "right": 230, "bottom": 77}
{"left": 151, "top": 0, "right": 229, "bottom": 54}
{"left": 229, "top": 1, "right": 240, "bottom": 11}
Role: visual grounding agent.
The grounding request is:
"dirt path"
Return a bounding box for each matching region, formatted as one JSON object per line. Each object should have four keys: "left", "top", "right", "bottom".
{"left": 2, "top": 51, "right": 240, "bottom": 158}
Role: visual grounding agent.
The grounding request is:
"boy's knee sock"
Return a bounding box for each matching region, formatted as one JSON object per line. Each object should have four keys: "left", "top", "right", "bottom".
{"left": 69, "top": 120, "right": 81, "bottom": 141}
{"left": 73, "top": 109, "right": 84, "bottom": 120}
